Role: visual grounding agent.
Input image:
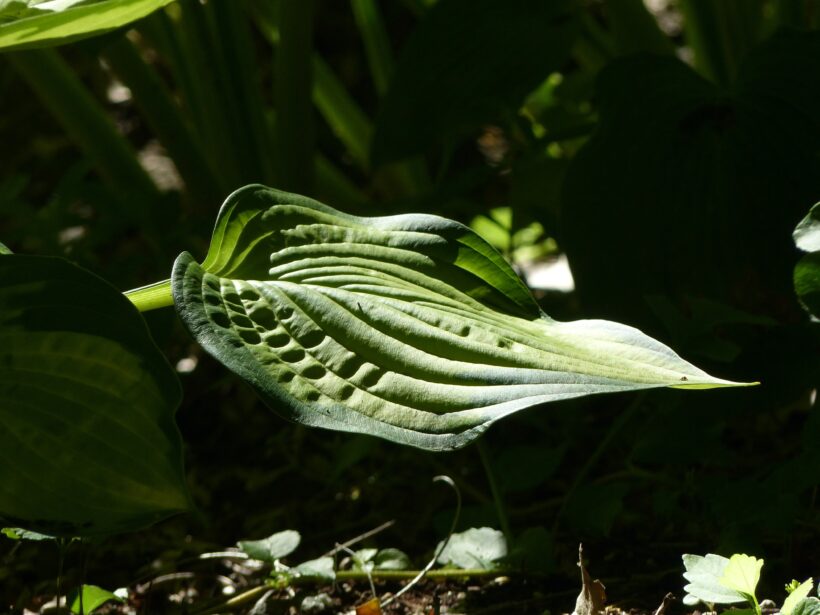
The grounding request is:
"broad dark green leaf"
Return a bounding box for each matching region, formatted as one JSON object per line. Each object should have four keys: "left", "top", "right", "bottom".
{"left": 371, "top": 0, "right": 578, "bottom": 164}
{"left": 0, "top": 255, "right": 188, "bottom": 536}
{"left": 171, "top": 185, "right": 745, "bottom": 451}
{"left": 0, "top": 0, "right": 174, "bottom": 52}
{"left": 562, "top": 31, "right": 820, "bottom": 327}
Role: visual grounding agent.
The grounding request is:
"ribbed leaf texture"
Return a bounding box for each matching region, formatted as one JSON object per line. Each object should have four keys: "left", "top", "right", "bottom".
{"left": 172, "top": 185, "right": 748, "bottom": 451}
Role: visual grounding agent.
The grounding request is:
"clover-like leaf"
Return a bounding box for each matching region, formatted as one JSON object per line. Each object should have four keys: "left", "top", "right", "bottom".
{"left": 171, "top": 185, "right": 750, "bottom": 451}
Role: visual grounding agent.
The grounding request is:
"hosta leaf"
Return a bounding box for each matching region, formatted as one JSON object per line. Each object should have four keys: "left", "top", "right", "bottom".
{"left": 172, "top": 185, "right": 749, "bottom": 451}
{"left": 0, "top": 255, "right": 189, "bottom": 536}
{"left": 0, "top": 0, "right": 174, "bottom": 52}
{"left": 793, "top": 598, "right": 820, "bottom": 615}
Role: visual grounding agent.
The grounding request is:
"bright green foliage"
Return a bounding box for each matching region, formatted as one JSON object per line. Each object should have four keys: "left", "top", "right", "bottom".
{"left": 436, "top": 527, "right": 507, "bottom": 570}
{"left": 0, "top": 255, "right": 189, "bottom": 536}
{"left": 794, "top": 203, "right": 820, "bottom": 317}
{"left": 171, "top": 186, "right": 747, "bottom": 451}
{"left": 238, "top": 530, "right": 301, "bottom": 563}
{"left": 682, "top": 553, "right": 747, "bottom": 606}
{"left": 0, "top": 0, "right": 174, "bottom": 51}
{"left": 0, "top": 241, "right": 10, "bottom": 254}
{"left": 68, "top": 584, "right": 123, "bottom": 614}
{"left": 783, "top": 579, "right": 815, "bottom": 615}
{"left": 720, "top": 554, "right": 763, "bottom": 604}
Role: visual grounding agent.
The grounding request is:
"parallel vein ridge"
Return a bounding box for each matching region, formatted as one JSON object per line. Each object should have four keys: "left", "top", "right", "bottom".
{"left": 172, "top": 185, "right": 747, "bottom": 451}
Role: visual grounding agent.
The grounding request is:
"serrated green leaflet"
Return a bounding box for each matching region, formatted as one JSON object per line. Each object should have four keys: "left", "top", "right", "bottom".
{"left": 0, "top": 255, "right": 189, "bottom": 536}
{"left": 0, "top": 0, "right": 174, "bottom": 52}
{"left": 171, "top": 185, "right": 750, "bottom": 451}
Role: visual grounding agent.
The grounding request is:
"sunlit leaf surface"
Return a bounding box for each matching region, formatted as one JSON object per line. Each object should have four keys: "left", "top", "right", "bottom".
{"left": 173, "top": 185, "right": 747, "bottom": 451}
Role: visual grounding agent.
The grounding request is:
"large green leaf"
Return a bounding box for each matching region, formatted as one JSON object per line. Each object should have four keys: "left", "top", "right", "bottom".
{"left": 370, "top": 0, "right": 578, "bottom": 164}
{"left": 0, "top": 254, "right": 189, "bottom": 536}
{"left": 0, "top": 0, "right": 174, "bottom": 52}
{"left": 171, "top": 185, "right": 746, "bottom": 451}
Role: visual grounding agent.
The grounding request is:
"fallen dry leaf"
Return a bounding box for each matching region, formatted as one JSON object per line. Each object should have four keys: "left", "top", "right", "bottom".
{"left": 572, "top": 544, "right": 606, "bottom": 615}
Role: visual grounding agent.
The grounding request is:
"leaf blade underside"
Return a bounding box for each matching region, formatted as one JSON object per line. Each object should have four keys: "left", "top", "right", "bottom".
{"left": 172, "top": 185, "right": 749, "bottom": 451}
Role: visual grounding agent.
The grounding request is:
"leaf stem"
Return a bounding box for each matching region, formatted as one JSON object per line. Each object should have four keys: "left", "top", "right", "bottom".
{"left": 125, "top": 279, "right": 174, "bottom": 312}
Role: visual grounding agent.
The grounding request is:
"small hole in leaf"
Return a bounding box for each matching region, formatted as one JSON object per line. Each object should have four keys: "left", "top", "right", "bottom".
{"left": 278, "top": 306, "right": 294, "bottom": 319}
{"left": 278, "top": 371, "right": 295, "bottom": 383}
{"left": 459, "top": 326, "right": 471, "bottom": 337}
{"left": 204, "top": 293, "right": 220, "bottom": 306}
{"left": 305, "top": 390, "right": 321, "bottom": 402}
{"left": 240, "top": 289, "right": 259, "bottom": 301}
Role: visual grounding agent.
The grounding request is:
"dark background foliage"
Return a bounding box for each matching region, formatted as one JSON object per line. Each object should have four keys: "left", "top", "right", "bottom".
{"left": 1, "top": 0, "right": 819, "bottom": 610}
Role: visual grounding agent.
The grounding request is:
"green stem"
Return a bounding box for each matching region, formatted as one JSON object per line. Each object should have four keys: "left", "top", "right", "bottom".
{"left": 125, "top": 279, "right": 174, "bottom": 312}
{"left": 8, "top": 49, "right": 161, "bottom": 221}
{"left": 275, "top": 0, "right": 316, "bottom": 193}
{"left": 477, "top": 440, "right": 512, "bottom": 542}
